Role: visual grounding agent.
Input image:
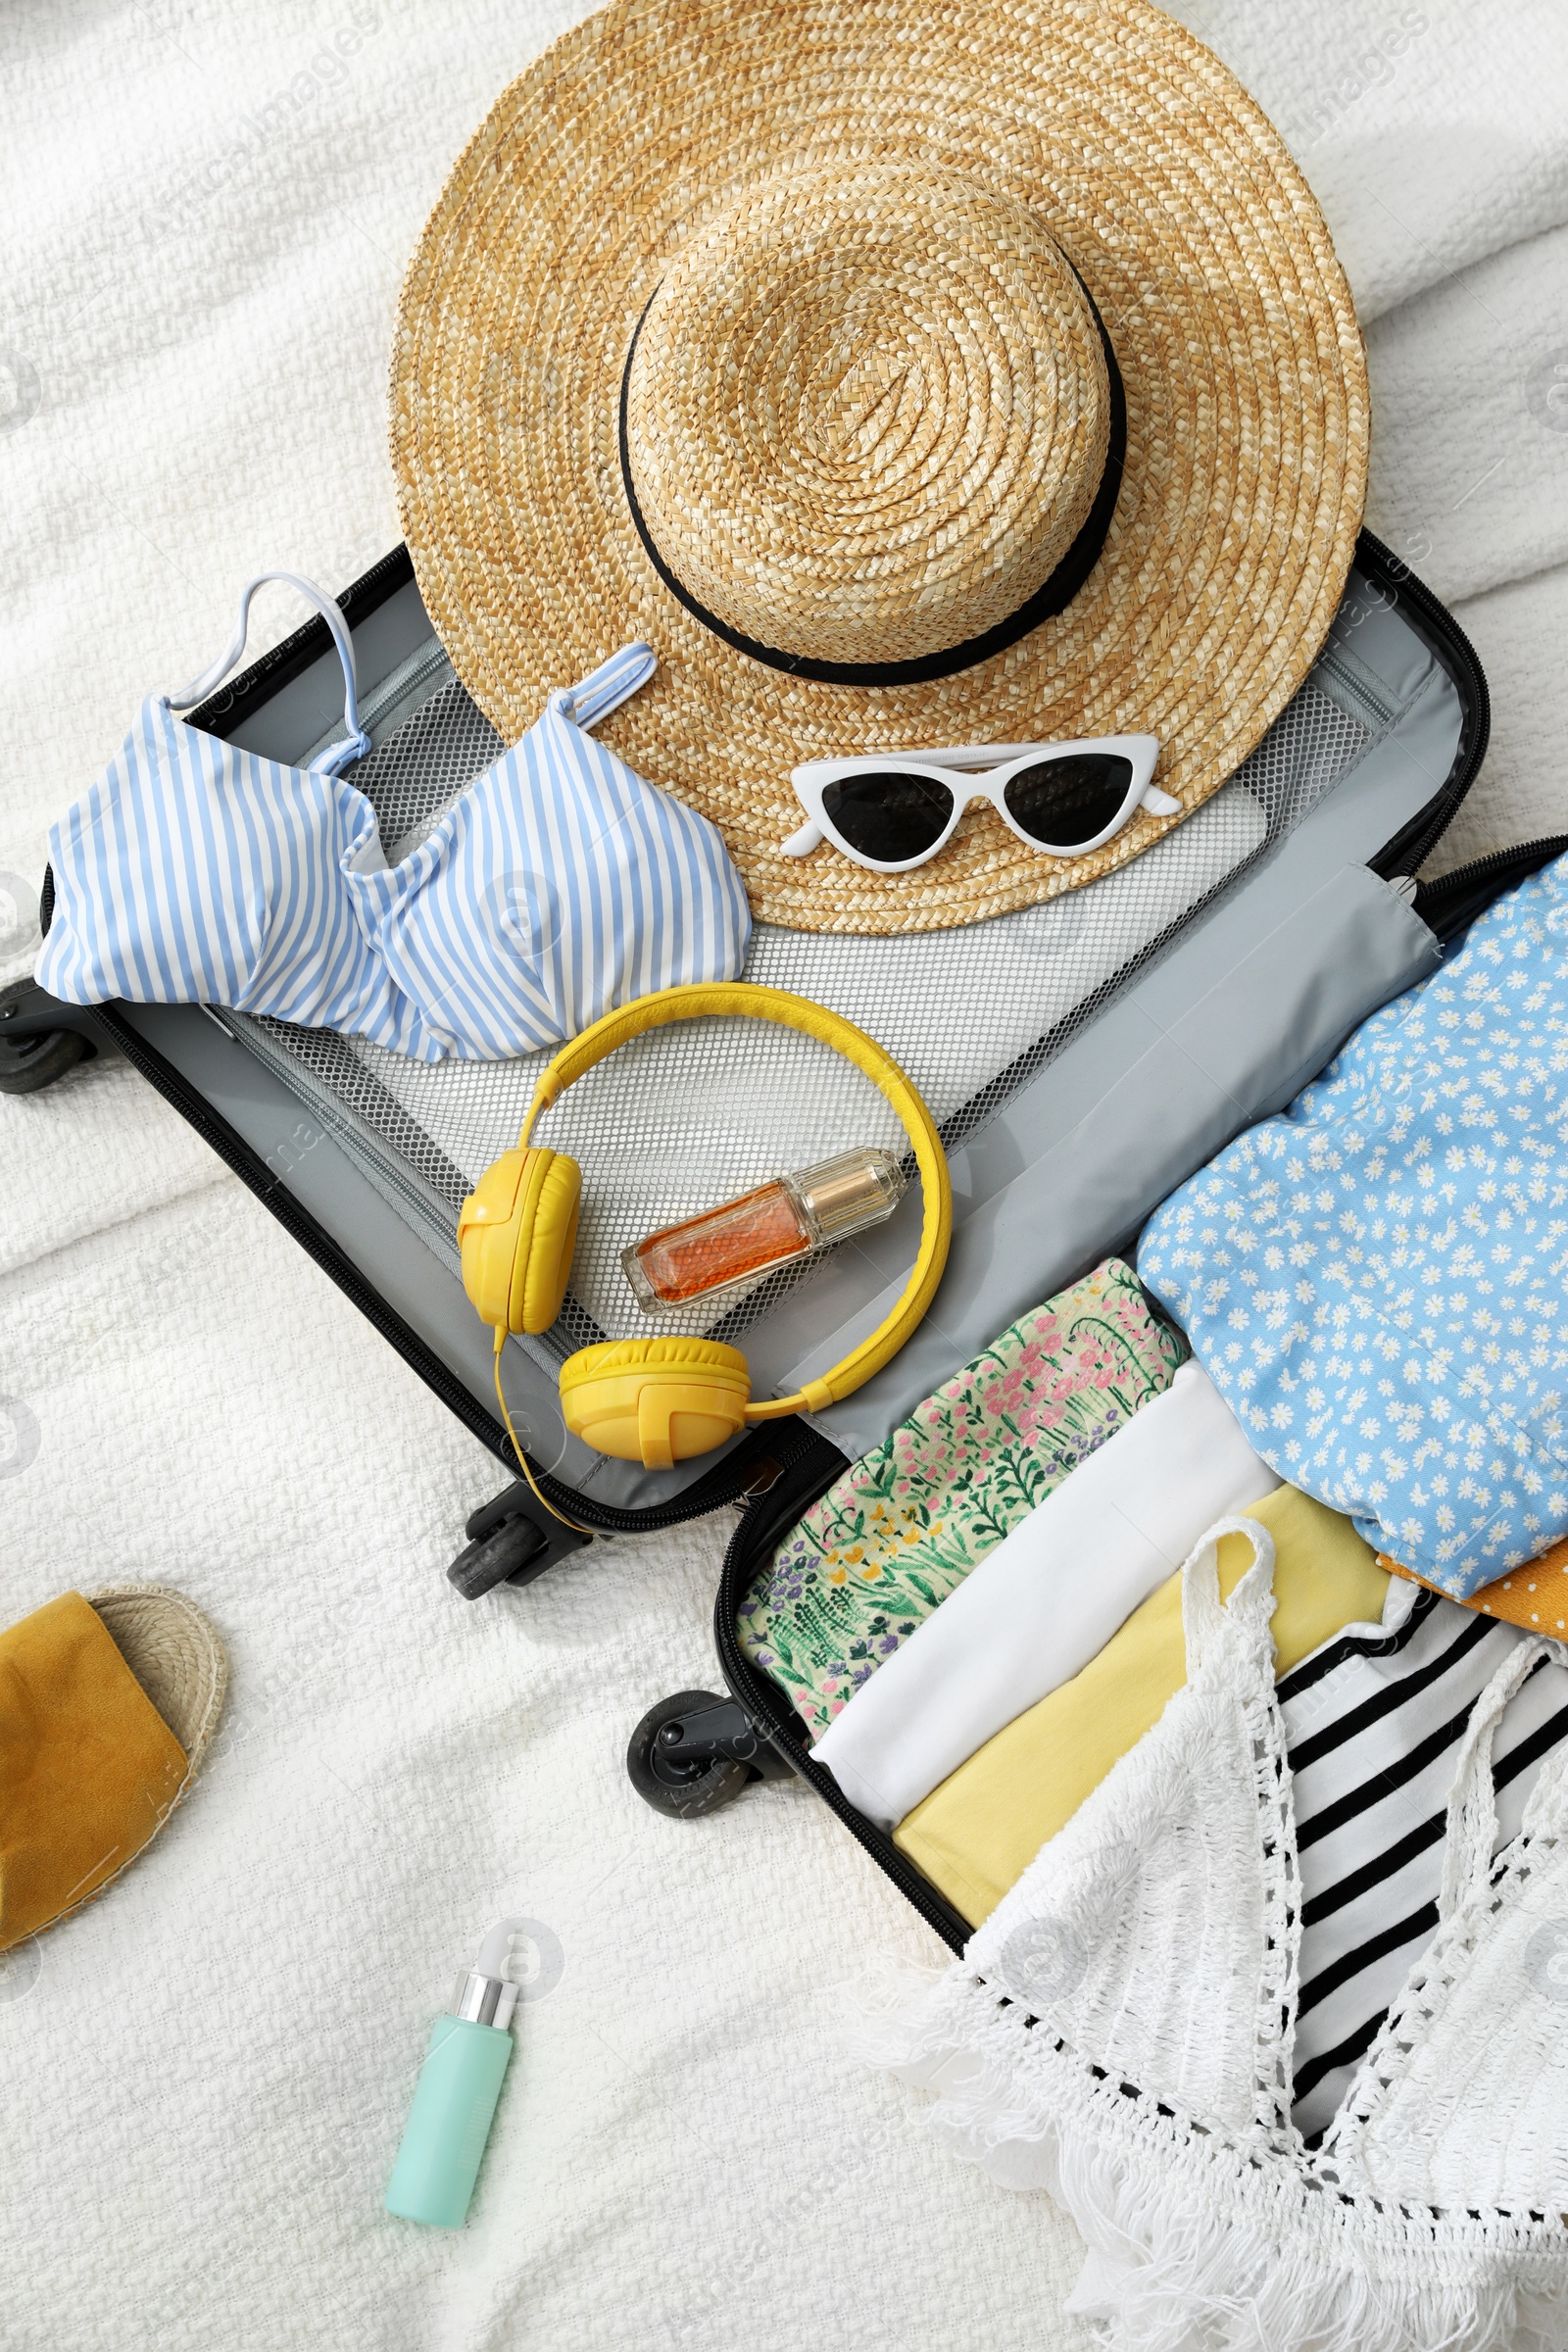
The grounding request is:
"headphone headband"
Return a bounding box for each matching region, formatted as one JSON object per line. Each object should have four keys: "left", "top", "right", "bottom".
{"left": 518, "top": 983, "right": 952, "bottom": 1419}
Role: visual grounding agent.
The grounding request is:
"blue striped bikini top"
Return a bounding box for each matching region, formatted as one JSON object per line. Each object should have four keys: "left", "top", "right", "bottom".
{"left": 37, "top": 572, "right": 751, "bottom": 1062}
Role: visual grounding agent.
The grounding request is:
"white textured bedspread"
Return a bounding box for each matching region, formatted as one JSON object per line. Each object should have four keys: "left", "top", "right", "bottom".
{"left": 3, "top": 5, "right": 1568, "bottom": 2347}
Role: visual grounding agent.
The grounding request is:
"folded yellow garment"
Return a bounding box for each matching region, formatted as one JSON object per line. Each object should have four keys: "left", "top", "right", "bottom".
{"left": 0, "top": 1592, "right": 188, "bottom": 1951}
{"left": 893, "top": 1485, "right": 1389, "bottom": 1928}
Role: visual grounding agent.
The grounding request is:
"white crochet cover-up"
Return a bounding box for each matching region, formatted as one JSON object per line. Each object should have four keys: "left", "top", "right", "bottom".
{"left": 856, "top": 1520, "right": 1568, "bottom": 2352}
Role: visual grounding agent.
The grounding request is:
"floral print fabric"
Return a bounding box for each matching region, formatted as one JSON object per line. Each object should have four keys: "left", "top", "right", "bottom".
{"left": 736, "top": 1258, "right": 1185, "bottom": 1736}
{"left": 1139, "top": 852, "right": 1568, "bottom": 1598}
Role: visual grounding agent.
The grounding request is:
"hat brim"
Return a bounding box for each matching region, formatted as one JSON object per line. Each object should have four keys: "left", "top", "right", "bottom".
{"left": 390, "top": 0, "right": 1368, "bottom": 936}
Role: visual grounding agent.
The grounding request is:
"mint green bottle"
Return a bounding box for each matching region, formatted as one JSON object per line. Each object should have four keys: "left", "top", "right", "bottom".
{"left": 386, "top": 1920, "right": 526, "bottom": 2228}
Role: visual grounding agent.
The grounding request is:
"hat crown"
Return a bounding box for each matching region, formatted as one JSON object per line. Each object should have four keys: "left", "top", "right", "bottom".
{"left": 624, "top": 161, "right": 1112, "bottom": 668}
{"left": 799, "top": 341, "right": 913, "bottom": 471}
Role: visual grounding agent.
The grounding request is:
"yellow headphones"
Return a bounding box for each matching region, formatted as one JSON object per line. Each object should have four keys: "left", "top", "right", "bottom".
{"left": 459, "top": 983, "right": 952, "bottom": 1511}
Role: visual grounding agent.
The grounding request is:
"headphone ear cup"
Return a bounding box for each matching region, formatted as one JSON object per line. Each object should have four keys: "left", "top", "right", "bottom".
{"left": 514, "top": 1151, "right": 582, "bottom": 1335}
{"left": 559, "top": 1337, "right": 752, "bottom": 1469}
{"left": 458, "top": 1147, "right": 582, "bottom": 1336}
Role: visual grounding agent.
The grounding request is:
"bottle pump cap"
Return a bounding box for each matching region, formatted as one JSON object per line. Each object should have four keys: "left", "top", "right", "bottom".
{"left": 449, "top": 1918, "right": 528, "bottom": 2032}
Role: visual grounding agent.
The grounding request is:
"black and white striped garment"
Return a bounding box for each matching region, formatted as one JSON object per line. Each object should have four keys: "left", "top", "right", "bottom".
{"left": 1282, "top": 1578, "right": 1568, "bottom": 2142}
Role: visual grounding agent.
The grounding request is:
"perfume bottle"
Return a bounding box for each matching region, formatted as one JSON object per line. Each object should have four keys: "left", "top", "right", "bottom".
{"left": 622, "top": 1148, "right": 906, "bottom": 1312}
{"left": 385, "top": 1920, "right": 527, "bottom": 2229}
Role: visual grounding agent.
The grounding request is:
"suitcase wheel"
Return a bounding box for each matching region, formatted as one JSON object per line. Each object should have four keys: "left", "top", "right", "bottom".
{"left": 626, "top": 1690, "right": 753, "bottom": 1819}
{"left": 447, "top": 1480, "right": 593, "bottom": 1599}
{"left": 0, "top": 979, "right": 89, "bottom": 1096}
{"left": 447, "top": 1510, "right": 551, "bottom": 1599}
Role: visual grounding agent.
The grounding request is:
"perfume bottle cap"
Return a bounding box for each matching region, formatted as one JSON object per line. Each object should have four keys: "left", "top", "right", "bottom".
{"left": 792, "top": 1148, "right": 906, "bottom": 1239}
{"left": 448, "top": 1919, "right": 528, "bottom": 2030}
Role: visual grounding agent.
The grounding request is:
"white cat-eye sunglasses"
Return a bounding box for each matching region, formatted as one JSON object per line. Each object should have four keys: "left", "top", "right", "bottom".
{"left": 779, "top": 736, "right": 1176, "bottom": 872}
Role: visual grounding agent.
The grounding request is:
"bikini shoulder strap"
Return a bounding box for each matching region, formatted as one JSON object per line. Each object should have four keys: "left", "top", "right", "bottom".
{"left": 1182, "top": 1513, "right": 1278, "bottom": 1684}
{"left": 556, "top": 642, "right": 656, "bottom": 732}
{"left": 167, "top": 570, "right": 370, "bottom": 776}
{"left": 1440, "top": 1634, "right": 1550, "bottom": 1920}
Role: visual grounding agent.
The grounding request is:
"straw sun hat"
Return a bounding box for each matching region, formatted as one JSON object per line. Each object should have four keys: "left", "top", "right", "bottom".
{"left": 390, "top": 0, "right": 1368, "bottom": 936}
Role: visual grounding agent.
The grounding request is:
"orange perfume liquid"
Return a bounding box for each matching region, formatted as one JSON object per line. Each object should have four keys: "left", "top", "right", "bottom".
{"left": 622, "top": 1149, "right": 906, "bottom": 1313}
{"left": 631, "top": 1183, "right": 808, "bottom": 1306}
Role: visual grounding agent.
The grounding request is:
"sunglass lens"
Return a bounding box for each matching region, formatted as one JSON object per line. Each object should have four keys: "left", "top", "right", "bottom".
{"left": 820, "top": 772, "right": 955, "bottom": 864}
{"left": 1003, "top": 754, "right": 1135, "bottom": 849}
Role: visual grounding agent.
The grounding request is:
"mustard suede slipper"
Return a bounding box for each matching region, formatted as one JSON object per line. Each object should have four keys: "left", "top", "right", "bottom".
{"left": 0, "top": 1584, "right": 227, "bottom": 1952}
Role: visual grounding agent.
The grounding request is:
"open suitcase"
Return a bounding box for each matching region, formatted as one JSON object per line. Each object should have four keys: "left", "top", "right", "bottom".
{"left": 7, "top": 532, "right": 1563, "bottom": 1944}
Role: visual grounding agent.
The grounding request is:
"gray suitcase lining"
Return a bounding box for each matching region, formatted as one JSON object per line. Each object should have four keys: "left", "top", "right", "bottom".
{"left": 178, "top": 566, "right": 1458, "bottom": 1505}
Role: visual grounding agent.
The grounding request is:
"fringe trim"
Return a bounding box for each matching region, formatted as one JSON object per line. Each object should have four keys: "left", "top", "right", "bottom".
{"left": 1051, "top": 2134, "right": 1564, "bottom": 2352}
{"left": 845, "top": 1975, "right": 1568, "bottom": 2352}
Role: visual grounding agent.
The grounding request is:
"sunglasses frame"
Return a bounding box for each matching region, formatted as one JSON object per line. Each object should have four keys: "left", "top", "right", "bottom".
{"left": 781, "top": 735, "right": 1171, "bottom": 872}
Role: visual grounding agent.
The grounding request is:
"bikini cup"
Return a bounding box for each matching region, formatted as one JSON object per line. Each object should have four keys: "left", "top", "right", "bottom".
{"left": 36, "top": 580, "right": 751, "bottom": 1063}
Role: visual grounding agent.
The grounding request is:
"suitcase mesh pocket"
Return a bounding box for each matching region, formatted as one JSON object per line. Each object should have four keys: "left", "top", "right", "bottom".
{"left": 229, "top": 668, "right": 1371, "bottom": 1353}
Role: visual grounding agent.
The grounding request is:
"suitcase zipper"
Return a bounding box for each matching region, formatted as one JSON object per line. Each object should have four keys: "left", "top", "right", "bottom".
{"left": 1355, "top": 530, "right": 1492, "bottom": 881}
{"left": 529, "top": 1417, "right": 830, "bottom": 1534}
{"left": 710, "top": 1451, "right": 973, "bottom": 1953}
{"left": 1411, "top": 834, "right": 1568, "bottom": 944}
{"left": 355, "top": 638, "right": 451, "bottom": 736}
{"left": 295, "top": 635, "right": 454, "bottom": 767}
{"left": 1315, "top": 647, "right": 1398, "bottom": 732}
